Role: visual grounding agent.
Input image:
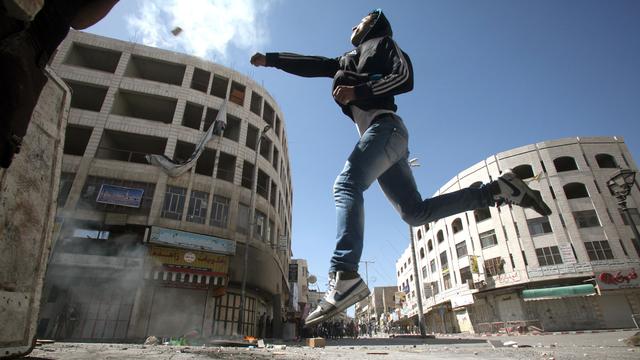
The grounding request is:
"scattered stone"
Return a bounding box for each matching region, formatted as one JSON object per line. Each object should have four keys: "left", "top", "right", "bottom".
{"left": 306, "top": 337, "right": 326, "bottom": 348}
{"left": 503, "top": 341, "right": 518, "bottom": 347}
{"left": 257, "top": 339, "right": 265, "bottom": 348}
{"left": 623, "top": 332, "right": 640, "bottom": 347}
{"left": 144, "top": 336, "right": 159, "bottom": 346}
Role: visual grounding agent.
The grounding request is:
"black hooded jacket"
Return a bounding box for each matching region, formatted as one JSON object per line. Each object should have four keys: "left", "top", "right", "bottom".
{"left": 264, "top": 10, "right": 413, "bottom": 121}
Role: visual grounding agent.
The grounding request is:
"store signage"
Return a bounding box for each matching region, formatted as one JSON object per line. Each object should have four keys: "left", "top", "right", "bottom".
{"left": 149, "top": 245, "right": 229, "bottom": 275}
{"left": 96, "top": 184, "right": 144, "bottom": 208}
{"left": 558, "top": 243, "right": 577, "bottom": 265}
{"left": 149, "top": 226, "right": 235, "bottom": 255}
{"left": 451, "top": 293, "right": 474, "bottom": 308}
{"left": 596, "top": 268, "right": 639, "bottom": 290}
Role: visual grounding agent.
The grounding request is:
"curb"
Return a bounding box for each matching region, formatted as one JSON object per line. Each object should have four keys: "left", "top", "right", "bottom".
{"left": 436, "top": 328, "right": 637, "bottom": 337}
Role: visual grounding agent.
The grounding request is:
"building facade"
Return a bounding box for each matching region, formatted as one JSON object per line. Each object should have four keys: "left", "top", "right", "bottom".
{"left": 37, "top": 30, "right": 293, "bottom": 341}
{"left": 354, "top": 286, "right": 397, "bottom": 327}
{"left": 398, "top": 137, "right": 640, "bottom": 333}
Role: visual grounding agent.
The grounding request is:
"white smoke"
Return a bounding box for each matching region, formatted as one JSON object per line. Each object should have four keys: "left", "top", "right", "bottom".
{"left": 126, "top": 0, "right": 275, "bottom": 61}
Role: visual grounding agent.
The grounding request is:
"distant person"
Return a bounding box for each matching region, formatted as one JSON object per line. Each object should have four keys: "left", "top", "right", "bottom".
{"left": 1, "top": 0, "right": 120, "bottom": 168}
{"left": 250, "top": 9, "right": 551, "bottom": 327}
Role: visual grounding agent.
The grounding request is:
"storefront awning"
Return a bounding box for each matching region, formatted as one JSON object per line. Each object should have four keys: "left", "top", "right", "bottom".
{"left": 522, "top": 284, "right": 596, "bottom": 301}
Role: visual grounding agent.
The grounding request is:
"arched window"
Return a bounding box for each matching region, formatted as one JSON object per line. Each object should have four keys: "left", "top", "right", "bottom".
{"left": 474, "top": 208, "right": 492, "bottom": 222}
{"left": 513, "top": 164, "right": 534, "bottom": 180}
{"left": 419, "top": 247, "right": 425, "bottom": 259}
{"left": 417, "top": 229, "right": 423, "bottom": 240}
{"left": 437, "top": 230, "right": 444, "bottom": 243}
{"left": 554, "top": 156, "right": 578, "bottom": 172}
{"left": 595, "top": 153, "right": 617, "bottom": 168}
{"left": 563, "top": 182, "right": 589, "bottom": 199}
{"left": 427, "top": 240, "right": 433, "bottom": 252}
{"left": 452, "top": 218, "right": 463, "bottom": 234}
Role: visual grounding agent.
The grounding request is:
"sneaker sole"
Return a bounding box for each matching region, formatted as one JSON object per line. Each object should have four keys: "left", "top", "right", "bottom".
{"left": 304, "top": 285, "right": 371, "bottom": 327}
{"left": 504, "top": 172, "right": 552, "bottom": 216}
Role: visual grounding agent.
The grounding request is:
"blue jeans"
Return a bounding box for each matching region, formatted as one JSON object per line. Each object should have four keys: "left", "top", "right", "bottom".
{"left": 330, "top": 114, "right": 495, "bottom": 273}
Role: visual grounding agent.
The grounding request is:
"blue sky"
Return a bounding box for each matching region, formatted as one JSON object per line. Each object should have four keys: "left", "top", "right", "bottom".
{"left": 87, "top": 1, "right": 640, "bottom": 299}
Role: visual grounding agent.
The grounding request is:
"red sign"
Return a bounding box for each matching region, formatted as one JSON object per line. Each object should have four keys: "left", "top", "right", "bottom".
{"left": 596, "top": 268, "right": 639, "bottom": 290}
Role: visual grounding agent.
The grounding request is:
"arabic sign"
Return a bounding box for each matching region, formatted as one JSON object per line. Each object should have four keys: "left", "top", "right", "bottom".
{"left": 149, "top": 245, "right": 229, "bottom": 275}
{"left": 469, "top": 256, "right": 479, "bottom": 273}
{"left": 595, "top": 268, "right": 639, "bottom": 290}
{"left": 558, "top": 243, "right": 577, "bottom": 265}
{"left": 96, "top": 184, "right": 144, "bottom": 208}
{"left": 451, "top": 293, "right": 474, "bottom": 308}
{"left": 149, "top": 226, "right": 235, "bottom": 255}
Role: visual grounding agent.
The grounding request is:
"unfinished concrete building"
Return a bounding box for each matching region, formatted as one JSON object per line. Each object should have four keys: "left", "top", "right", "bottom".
{"left": 37, "top": 30, "right": 293, "bottom": 341}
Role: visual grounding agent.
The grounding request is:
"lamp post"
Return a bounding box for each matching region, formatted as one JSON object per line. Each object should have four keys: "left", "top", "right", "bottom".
{"left": 607, "top": 168, "right": 640, "bottom": 252}
{"left": 238, "top": 124, "right": 271, "bottom": 335}
{"left": 408, "top": 158, "right": 426, "bottom": 336}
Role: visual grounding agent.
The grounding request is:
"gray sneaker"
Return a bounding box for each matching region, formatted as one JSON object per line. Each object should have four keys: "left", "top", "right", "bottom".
{"left": 494, "top": 170, "right": 552, "bottom": 216}
{"left": 304, "top": 271, "right": 370, "bottom": 327}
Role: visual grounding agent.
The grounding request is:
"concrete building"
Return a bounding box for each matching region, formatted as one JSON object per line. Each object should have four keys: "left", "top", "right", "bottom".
{"left": 37, "top": 30, "right": 293, "bottom": 341}
{"left": 398, "top": 137, "right": 640, "bottom": 334}
{"left": 354, "top": 286, "right": 397, "bottom": 326}
{"left": 288, "top": 259, "right": 309, "bottom": 317}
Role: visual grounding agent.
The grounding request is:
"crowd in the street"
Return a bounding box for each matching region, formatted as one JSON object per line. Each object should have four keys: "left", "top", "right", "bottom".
{"left": 301, "top": 319, "right": 423, "bottom": 339}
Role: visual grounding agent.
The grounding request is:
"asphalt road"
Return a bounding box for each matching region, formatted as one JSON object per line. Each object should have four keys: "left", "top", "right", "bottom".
{"left": 24, "top": 330, "right": 638, "bottom": 359}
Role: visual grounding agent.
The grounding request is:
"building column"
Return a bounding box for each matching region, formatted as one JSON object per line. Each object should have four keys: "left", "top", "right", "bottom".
{"left": 126, "top": 282, "right": 155, "bottom": 341}
{"left": 272, "top": 293, "right": 282, "bottom": 338}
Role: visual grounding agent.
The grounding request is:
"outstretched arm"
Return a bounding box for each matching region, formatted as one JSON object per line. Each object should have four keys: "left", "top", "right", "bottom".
{"left": 250, "top": 52, "right": 340, "bottom": 78}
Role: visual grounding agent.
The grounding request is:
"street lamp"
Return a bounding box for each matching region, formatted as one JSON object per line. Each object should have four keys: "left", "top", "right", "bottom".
{"left": 607, "top": 168, "right": 640, "bottom": 252}
{"left": 408, "top": 159, "right": 426, "bottom": 337}
{"left": 238, "top": 124, "right": 271, "bottom": 335}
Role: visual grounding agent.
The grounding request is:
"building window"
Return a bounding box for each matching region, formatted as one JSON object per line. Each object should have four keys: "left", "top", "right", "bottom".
{"left": 479, "top": 229, "right": 498, "bottom": 249}
{"left": 443, "top": 273, "right": 452, "bottom": 290}
{"left": 250, "top": 91, "right": 262, "bottom": 116}
{"left": 236, "top": 203, "right": 250, "bottom": 234}
{"left": 553, "top": 156, "right": 578, "bottom": 172}
{"left": 584, "top": 240, "right": 614, "bottom": 261}
{"left": 186, "top": 190, "right": 209, "bottom": 224}
{"left": 452, "top": 218, "right": 463, "bottom": 234}
{"left": 474, "top": 207, "right": 492, "bottom": 222}
{"left": 437, "top": 230, "right": 444, "bottom": 243}
{"left": 417, "top": 229, "right": 423, "bottom": 239}
{"left": 210, "top": 74, "right": 228, "bottom": 99}
{"left": 190, "top": 67, "right": 210, "bottom": 93}
{"left": 535, "top": 246, "right": 563, "bottom": 266}
{"left": 255, "top": 210, "right": 266, "bottom": 242}
{"left": 527, "top": 217, "right": 553, "bottom": 236}
{"left": 210, "top": 195, "right": 230, "bottom": 228}
{"left": 564, "top": 182, "right": 589, "bottom": 199}
{"left": 229, "top": 81, "right": 245, "bottom": 106}
{"left": 421, "top": 266, "right": 427, "bottom": 278}
{"left": 439, "top": 251, "right": 449, "bottom": 271}
{"left": 619, "top": 208, "right": 640, "bottom": 226}
{"left": 459, "top": 266, "right": 473, "bottom": 285}
{"left": 455, "top": 241, "right": 468, "bottom": 258}
{"left": 513, "top": 164, "right": 534, "bottom": 179}
{"left": 484, "top": 257, "right": 505, "bottom": 276}
{"left": 595, "top": 153, "right": 617, "bottom": 168}
{"left": 573, "top": 209, "right": 600, "bottom": 228}
{"left": 427, "top": 239, "right": 433, "bottom": 252}
{"left": 161, "top": 186, "right": 186, "bottom": 220}
{"left": 419, "top": 248, "right": 425, "bottom": 259}
{"left": 430, "top": 259, "right": 436, "bottom": 274}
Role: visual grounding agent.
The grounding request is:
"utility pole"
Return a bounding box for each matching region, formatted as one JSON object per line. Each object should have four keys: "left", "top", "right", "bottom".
{"left": 360, "top": 259, "right": 374, "bottom": 327}
{"left": 408, "top": 158, "right": 426, "bottom": 336}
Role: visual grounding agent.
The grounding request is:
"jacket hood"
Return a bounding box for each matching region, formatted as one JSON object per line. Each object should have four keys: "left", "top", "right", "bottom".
{"left": 359, "top": 9, "right": 393, "bottom": 44}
